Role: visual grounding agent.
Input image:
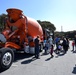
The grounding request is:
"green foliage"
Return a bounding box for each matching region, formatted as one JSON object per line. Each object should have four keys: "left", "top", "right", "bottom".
{"left": 37, "top": 20, "right": 56, "bottom": 31}
{"left": 54, "top": 31, "right": 76, "bottom": 39}
{"left": 0, "top": 14, "right": 7, "bottom": 32}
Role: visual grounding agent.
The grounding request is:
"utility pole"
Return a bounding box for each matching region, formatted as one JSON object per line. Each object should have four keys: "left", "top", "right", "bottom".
{"left": 61, "top": 25, "right": 63, "bottom": 32}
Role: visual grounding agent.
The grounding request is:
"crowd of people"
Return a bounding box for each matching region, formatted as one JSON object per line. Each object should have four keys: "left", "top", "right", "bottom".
{"left": 34, "top": 35, "right": 76, "bottom": 59}
{"left": 43, "top": 35, "right": 70, "bottom": 57}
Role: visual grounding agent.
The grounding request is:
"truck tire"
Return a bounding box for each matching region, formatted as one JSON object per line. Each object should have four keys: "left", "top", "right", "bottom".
{"left": 0, "top": 48, "right": 14, "bottom": 70}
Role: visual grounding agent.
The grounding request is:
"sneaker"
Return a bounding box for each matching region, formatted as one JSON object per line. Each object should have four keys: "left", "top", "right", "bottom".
{"left": 36, "top": 57, "right": 40, "bottom": 59}
{"left": 51, "top": 55, "right": 54, "bottom": 58}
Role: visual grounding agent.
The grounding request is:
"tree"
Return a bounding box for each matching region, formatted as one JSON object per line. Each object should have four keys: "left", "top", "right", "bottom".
{"left": 0, "top": 14, "right": 7, "bottom": 31}
{"left": 37, "top": 20, "right": 56, "bottom": 31}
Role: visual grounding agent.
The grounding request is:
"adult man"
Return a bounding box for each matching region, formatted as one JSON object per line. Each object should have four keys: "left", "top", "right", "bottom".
{"left": 34, "top": 35, "right": 40, "bottom": 59}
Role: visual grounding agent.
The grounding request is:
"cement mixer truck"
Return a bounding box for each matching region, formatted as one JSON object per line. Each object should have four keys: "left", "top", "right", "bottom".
{"left": 0, "top": 8, "right": 43, "bottom": 70}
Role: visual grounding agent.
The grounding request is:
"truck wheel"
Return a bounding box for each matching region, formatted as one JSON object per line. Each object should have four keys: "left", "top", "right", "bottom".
{"left": 0, "top": 48, "right": 14, "bottom": 70}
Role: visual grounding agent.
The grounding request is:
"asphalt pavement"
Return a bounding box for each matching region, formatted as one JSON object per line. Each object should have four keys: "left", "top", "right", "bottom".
{"left": 0, "top": 41, "right": 76, "bottom": 75}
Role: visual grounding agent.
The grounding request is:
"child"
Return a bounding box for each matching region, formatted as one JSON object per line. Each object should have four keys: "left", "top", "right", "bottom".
{"left": 72, "top": 40, "right": 75, "bottom": 51}
{"left": 50, "top": 45, "right": 54, "bottom": 57}
{"left": 44, "top": 41, "right": 49, "bottom": 54}
{"left": 58, "top": 43, "right": 62, "bottom": 52}
{"left": 56, "top": 40, "right": 62, "bottom": 54}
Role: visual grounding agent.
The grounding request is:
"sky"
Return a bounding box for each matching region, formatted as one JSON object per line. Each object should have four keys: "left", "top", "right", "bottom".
{"left": 0, "top": 0, "right": 76, "bottom": 32}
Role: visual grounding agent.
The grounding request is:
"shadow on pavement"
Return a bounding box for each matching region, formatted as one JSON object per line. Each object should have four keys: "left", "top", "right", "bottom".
{"left": 14, "top": 53, "right": 33, "bottom": 62}
{"left": 0, "top": 69, "right": 6, "bottom": 73}
{"left": 45, "top": 56, "right": 53, "bottom": 61}
{"left": 21, "top": 57, "right": 37, "bottom": 64}
{"left": 41, "top": 52, "right": 49, "bottom": 56}
{"left": 54, "top": 50, "right": 65, "bottom": 58}
{"left": 72, "top": 50, "right": 76, "bottom": 53}
{"left": 57, "top": 52, "right": 65, "bottom": 56}
{"left": 72, "top": 65, "right": 76, "bottom": 74}
{"left": 21, "top": 59, "right": 33, "bottom": 64}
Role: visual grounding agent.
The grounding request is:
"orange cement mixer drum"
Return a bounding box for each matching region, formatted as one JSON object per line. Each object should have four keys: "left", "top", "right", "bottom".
{"left": 6, "top": 8, "right": 43, "bottom": 41}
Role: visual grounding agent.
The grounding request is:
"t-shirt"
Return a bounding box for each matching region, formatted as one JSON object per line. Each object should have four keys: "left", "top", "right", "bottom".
{"left": 48, "top": 37, "right": 53, "bottom": 45}
{"left": 35, "top": 38, "right": 39, "bottom": 47}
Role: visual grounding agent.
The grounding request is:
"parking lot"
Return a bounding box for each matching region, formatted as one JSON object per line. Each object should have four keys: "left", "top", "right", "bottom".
{"left": 0, "top": 41, "right": 76, "bottom": 75}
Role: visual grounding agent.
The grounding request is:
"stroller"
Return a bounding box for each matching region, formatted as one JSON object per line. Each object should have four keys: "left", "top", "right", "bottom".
{"left": 56, "top": 41, "right": 62, "bottom": 54}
